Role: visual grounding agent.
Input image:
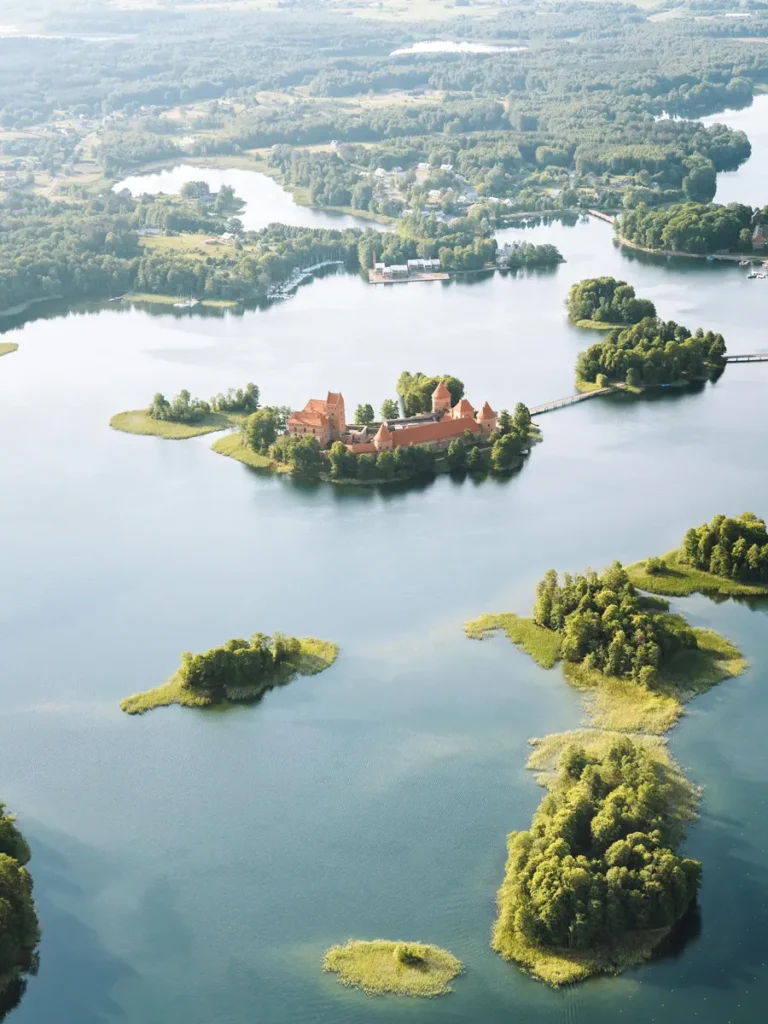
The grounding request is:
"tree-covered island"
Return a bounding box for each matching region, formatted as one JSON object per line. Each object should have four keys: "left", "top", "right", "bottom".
{"left": 0, "top": 804, "right": 40, "bottom": 1001}
{"left": 110, "top": 382, "right": 264, "bottom": 439}
{"left": 121, "top": 631, "right": 337, "bottom": 715}
{"left": 492, "top": 733, "right": 701, "bottom": 986}
{"left": 576, "top": 317, "right": 727, "bottom": 390}
{"left": 567, "top": 277, "right": 656, "bottom": 331}
{"left": 628, "top": 512, "right": 768, "bottom": 598}
{"left": 323, "top": 940, "right": 463, "bottom": 998}
{"left": 466, "top": 557, "right": 746, "bottom": 985}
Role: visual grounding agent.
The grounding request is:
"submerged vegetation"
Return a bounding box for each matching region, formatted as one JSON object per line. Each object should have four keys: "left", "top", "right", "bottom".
{"left": 0, "top": 804, "right": 40, "bottom": 997}
{"left": 323, "top": 940, "right": 462, "bottom": 997}
{"left": 121, "top": 634, "right": 337, "bottom": 715}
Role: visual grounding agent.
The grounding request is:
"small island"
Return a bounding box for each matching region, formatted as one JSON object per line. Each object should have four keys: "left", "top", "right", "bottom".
{"left": 576, "top": 316, "right": 726, "bottom": 390}
{"left": 322, "top": 940, "right": 462, "bottom": 997}
{"left": 0, "top": 803, "right": 40, "bottom": 1000}
{"left": 110, "top": 383, "right": 261, "bottom": 439}
{"left": 627, "top": 512, "right": 768, "bottom": 597}
{"left": 121, "top": 631, "right": 337, "bottom": 714}
{"left": 492, "top": 734, "right": 700, "bottom": 986}
{"left": 567, "top": 276, "right": 656, "bottom": 331}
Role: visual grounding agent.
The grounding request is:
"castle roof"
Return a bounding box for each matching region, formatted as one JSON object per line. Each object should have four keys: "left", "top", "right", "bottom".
{"left": 391, "top": 416, "right": 481, "bottom": 447}
{"left": 454, "top": 398, "right": 475, "bottom": 419}
{"left": 288, "top": 409, "right": 327, "bottom": 428}
{"left": 374, "top": 422, "right": 393, "bottom": 442}
{"left": 432, "top": 380, "right": 451, "bottom": 400}
{"left": 326, "top": 392, "right": 343, "bottom": 406}
{"left": 480, "top": 401, "right": 496, "bottom": 419}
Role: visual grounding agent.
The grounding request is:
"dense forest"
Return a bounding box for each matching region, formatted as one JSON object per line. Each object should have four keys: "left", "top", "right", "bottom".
{"left": 567, "top": 277, "right": 656, "bottom": 326}
{"left": 576, "top": 318, "right": 727, "bottom": 387}
{"left": 0, "top": 803, "right": 40, "bottom": 995}
{"left": 619, "top": 202, "right": 768, "bottom": 254}
{"left": 679, "top": 512, "right": 768, "bottom": 582}
{"left": 494, "top": 737, "right": 701, "bottom": 956}
{"left": 148, "top": 383, "right": 260, "bottom": 424}
{"left": 533, "top": 561, "right": 700, "bottom": 686}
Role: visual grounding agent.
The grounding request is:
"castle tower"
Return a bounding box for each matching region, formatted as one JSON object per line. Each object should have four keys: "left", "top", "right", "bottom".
{"left": 453, "top": 398, "right": 475, "bottom": 422}
{"left": 373, "top": 422, "right": 394, "bottom": 451}
{"left": 431, "top": 380, "right": 452, "bottom": 415}
{"left": 478, "top": 401, "right": 498, "bottom": 434}
{"left": 326, "top": 392, "right": 346, "bottom": 439}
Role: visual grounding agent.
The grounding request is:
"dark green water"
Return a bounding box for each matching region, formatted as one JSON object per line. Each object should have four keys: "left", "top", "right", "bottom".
{"left": 2, "top": 103, "right": 768, "bottom": 1024}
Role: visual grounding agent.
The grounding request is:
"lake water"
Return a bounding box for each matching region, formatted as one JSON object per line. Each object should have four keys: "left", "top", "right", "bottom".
{"left": 115, "top": 165, "right": 379, "bottom": 232}
{"left": 2, "top": 102, "right": 768, "bottom": 1024}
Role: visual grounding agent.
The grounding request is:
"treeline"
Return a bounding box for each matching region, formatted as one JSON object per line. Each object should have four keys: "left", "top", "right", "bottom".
{"left": 619, "top": 202, "right": 766, "bottom": 254}
{"left": 147, "top": 383, "right": 260, "bottom": 424}
{"left": 533, "top": 561, "right": 699, "bottom": 686}
{"left": 0, "top": 803, "right": 40, "bottom": 992}
{"left": 680, "top": 512, "right": 768, "bottom": 582}
{"left": 576, "top": 318, "right": 727, "bottom": 387}
{"left": 179, "top": 632, "right": 303, "bottom": 700}
{"left": 397, "top": 371, "right": 464, "bottom": 416}
{"left": 567, "top": 277, "right": 656, "bottom": 325}
{"left": 494, "top": 737, "right": 701, "bottom": 956}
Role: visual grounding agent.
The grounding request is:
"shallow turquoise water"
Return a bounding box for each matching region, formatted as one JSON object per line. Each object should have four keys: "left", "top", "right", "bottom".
{"left": 1, "top": 102, "right": 768, "bottom": 1024}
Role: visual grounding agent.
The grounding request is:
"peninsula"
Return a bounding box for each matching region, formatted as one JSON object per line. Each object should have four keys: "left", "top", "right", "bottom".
{"left": 466, "top": 559, "right": 745, "bottom": 985}
{"left": 121, "top": 632, "right": 337, "bottom": 714}
{"left": 323, "top": 940, "right": 462, "bottom": 997}
{"left": 628, "top": 512, "right": 768, "bottom": 597}
{"left": 110, "top": 383, "right": 261, "bottom": 439}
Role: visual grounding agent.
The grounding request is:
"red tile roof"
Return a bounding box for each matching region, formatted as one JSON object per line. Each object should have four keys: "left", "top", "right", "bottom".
{"left": 454, "top": 398, "right": 475, "bottom": 419}
{"left": 374, "top": 422, "right": 393, "bottom": 442}
{"left": 480, "top": 401, "right": 496, "bottom": 418}
{"left": 432, "top": 380, "right": 451, "bottom": 399}
{"left": 391, "top": 416, "right": 480, "bottom": 447}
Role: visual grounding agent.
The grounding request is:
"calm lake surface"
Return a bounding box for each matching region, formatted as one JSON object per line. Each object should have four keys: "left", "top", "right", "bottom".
{"left": 2, "top": 102, "right": 768, "bottom": 1024}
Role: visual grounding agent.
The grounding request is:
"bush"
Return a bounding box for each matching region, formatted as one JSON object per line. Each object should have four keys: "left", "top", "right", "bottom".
{"left": 645, "top": 556, "right": 665, "bottom": 575}
{"left": 395, "top": 944, "right": 426, "bottom": 967}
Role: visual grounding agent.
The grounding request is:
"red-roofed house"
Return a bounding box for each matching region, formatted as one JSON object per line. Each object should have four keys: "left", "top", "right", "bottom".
{"left": 288, "top": 392, "right": 346, "bottom": 445}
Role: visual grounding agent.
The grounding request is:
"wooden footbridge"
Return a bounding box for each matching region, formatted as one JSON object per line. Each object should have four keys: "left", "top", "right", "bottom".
{"left": 530, "top": 383, "right": 625, "bottom": 417}
{"left": 723, "top": 353, "right": 768, "bottom": 363}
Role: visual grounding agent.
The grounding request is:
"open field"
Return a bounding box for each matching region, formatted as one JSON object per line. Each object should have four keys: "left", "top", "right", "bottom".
{"left": 323, "top": 940, "right": 463, "bottom": 997}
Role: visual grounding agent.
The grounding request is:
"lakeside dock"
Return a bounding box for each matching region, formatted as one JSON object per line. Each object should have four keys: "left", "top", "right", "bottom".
{"left": 368, "top": 269, "right": 450, "bottom": 284}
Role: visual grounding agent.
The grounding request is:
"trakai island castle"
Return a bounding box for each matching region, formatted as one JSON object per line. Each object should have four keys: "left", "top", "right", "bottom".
{"left": 288, "top": 382, "right": 497, "bottom": 452}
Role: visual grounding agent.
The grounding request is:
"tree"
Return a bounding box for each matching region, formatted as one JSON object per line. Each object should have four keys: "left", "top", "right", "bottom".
{"left": 466, "top": 446, "right": 487, "bottom": 473}
{"left": 446, "top": 438, "right": 466, "bottom": 472}
{"left": 513, "top": 402, "right": 531, "bottom": 433}
{"left": 180, "top": 180, "right": 210, "bottom": 200}
{"left": 497, "top": 409, "right": 512, "bottom": 435}
{"left": 288, "top": 436, "right": 323, "bottom": 478}
{"left": 242, "top": 407, "right": 280, "bottom": 453}
{"left": 397, "top": 371, "right": 465, "bottom": 416}
{"left": 380, "top": 398, "right": 399, "bottom": 420}
{"left": 354, "top": 403, "right": 375, "bottom": 425}
{"left": 491, "top": 434, "right": 521, "bottom": 472}
{"left": 328, "top": 440, "right": 356, "bottom": 479}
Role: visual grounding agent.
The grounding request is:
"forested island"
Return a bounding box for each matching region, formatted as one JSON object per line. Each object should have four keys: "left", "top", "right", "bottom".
{"left": 618, "top": 202, "right": 768, "bottom": 256}
{"left": 567, "top": 277, "right": 656, "bottom": 331}
{"left": 323, "top": 940, "right": 463, "bottom": 997}
{"left": 0, "top": 803, "right": 40, "bottom": 1001}
{"left": 121, "top": 631, "right": 337, "bottom": 715}
{"left": 628, "top": 512, "right": 768, "bottom": 597}
{"left": 576, "top": 318, "right": 727, "bottom": 390}
{"left": 111, "top": 382, "right": 264, "bottom": 439}
{"left": 466, "top": 557, "right": 745, "bottom": 984}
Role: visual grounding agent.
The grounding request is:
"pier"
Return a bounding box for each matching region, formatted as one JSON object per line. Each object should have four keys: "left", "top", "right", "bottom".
{"left": 724, "top": 353, "right": 768, "bottom": 363}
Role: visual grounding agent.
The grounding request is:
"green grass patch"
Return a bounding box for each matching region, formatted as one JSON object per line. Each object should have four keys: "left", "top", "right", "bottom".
{"left": 574, "top": 319, "right": 625, "bottom": 331}
{"left": 575, "top": 375, "right": 605, "bottom": 393}
{"left": 110, "top": 409, "right": 241, "bottom": 439}
{"left": 0, "top": 342, "right": 18, "bottom": 358}
{"left": 465, "top": 613, "right": 744, "bottom": 733}
{"left": 323, "top": 940, "right": 463, "bottom": 997}
{"left": 121, "top": 637, "right": 337, "bottom": 715}
{"left": 464, "top": 612, "right": 562, "bottom": 668}
{"left": 627, "top": 549, "right": 768, "bottom": 598}
{"left": 210, "top": 431, "right": 291, "bottom": 472}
